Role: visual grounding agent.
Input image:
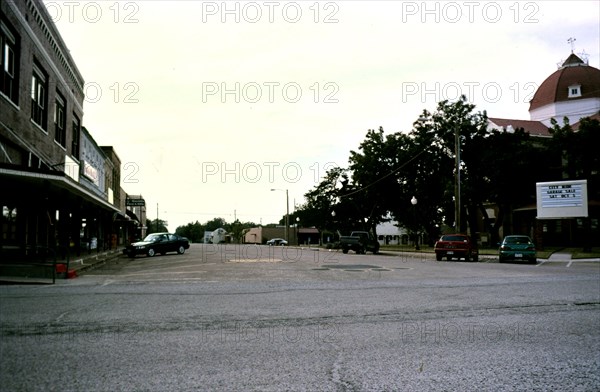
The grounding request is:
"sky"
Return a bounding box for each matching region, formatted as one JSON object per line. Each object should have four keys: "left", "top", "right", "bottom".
{"left": 44, "top": 0, "right": 600, "bottom": 231}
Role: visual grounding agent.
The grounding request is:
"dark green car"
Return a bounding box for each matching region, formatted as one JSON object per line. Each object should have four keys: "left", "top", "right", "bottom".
{"left": 498, "top": 235, "right": 536, "bottom": 264}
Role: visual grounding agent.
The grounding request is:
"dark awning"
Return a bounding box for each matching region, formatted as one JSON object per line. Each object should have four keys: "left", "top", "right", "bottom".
{"left": 125, "top": 209, "right": 139, "bottom": 222}
{"left": 0, "top": 166, "right": 119, "bottom": 213}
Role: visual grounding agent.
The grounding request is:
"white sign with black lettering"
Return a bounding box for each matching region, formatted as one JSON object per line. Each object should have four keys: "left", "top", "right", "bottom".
{"left": 536, "top": 180, "right": 588, "bottom": 218}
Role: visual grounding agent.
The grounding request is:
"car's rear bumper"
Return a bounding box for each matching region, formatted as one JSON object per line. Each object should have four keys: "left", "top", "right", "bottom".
{"left": 435, "top": 249, "right": 470, "bottom": 256}
{"left": 499, "top": 251, "right": 536, "bottom": 262}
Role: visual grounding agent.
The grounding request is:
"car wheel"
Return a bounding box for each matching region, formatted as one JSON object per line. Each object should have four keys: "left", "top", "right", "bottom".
{"left": 465, "top": 253, "right": 471, "bottom": 262}
{"left": 127, "top": 252, "right": 135, "bottom": 258}
{"left": 147, "top": 248, "right": 156, "bottom": 257}
{"left": 177, "top": 245, "right": 186, "bottom": 255}
{"left": 473, "top": 255, "right": 479, "bottom": 262}
{"left": 342, "top": 248, "right": 348, "bottom": 254}
{"left": 446, "top": 256, "right": 452, "bottom": 261}
{"left": 435, "top": 253, "right": 442, "bottom": 261}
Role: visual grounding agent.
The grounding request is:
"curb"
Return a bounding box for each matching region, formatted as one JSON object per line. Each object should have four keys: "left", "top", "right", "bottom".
{"left": 68, "top": 250, "right": 124, "bottom": 276}
{"left": 1, "top": 249, "right": 124, "bottom": 283}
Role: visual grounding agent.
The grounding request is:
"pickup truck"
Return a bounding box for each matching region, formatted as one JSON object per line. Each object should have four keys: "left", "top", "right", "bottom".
{"left": 339, "top": 231, "right": 380, "bottom": 254}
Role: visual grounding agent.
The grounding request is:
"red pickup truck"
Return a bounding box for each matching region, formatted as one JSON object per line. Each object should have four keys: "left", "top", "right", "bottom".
{"left": 434, "top": 234, "right": 478, "bottom": 262}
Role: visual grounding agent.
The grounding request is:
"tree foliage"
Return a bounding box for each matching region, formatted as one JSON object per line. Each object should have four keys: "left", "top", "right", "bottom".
{"left": 296, "top": 96, "right": 576, "bottom": 243}
{"left": 146, "top": 218, "right": 168, "bottom": 234}
{"left": 175, "top": 218, "right": 256, "bottom": 243}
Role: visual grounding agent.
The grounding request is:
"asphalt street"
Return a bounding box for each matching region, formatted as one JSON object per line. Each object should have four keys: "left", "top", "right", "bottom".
{"left": 1, "top": 244, "right": 599, "bottom": 391}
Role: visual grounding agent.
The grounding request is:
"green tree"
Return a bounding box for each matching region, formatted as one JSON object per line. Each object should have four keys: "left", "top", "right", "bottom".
{"left": 348, "top": 127, "right": 414, "bottom": 237}
{"left": 405, "top": 97, "right": 490, "bottom": 241}
{"left": 549, "top": 116, "right": 600, "bottom": 251}
{"left": 175, "top": 221, "right": 204, "bottom": 243}
{"left": 298, "top": 166, "right": 348, "bottom": 232}
{"left": 550, "top": 117, "right": 600, "bottom": 196}
{"left": 204, "top": 217, "right": 228, "bottom": 232}
{"left": 146, "top": 218, "right": 168, "bottom": 234}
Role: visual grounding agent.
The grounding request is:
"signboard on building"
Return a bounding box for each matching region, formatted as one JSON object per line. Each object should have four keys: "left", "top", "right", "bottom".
{"left": 126, "top": 197, "right": 146, "bottom": 207}
{"left": 536, "top": 180, "right": 588, "bottom": 219}
{"left": 64, "top": 155, "right": 79, "bottom": 181}
{"left": 83, "top": 160, "right": 99, "bottom": 186}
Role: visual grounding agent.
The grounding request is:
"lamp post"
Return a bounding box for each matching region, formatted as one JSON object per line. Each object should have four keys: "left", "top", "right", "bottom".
{"left": 270, "top": 189, "right": 289, "bottom": 242}
{"left": 296, "top": 216, "right": 300, "bottom": 246}
{"left": 411, "top": 196, "right": 420, "bottom": 250}
{"left": 454, "top": 124, "right": 461, "bottom": 233}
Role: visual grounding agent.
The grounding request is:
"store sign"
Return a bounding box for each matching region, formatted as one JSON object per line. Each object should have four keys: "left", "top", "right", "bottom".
{"left": 83, "top": 160, "right": 99, "bottom": 186}
{"left": 126, "top": 198, "right": 146, "bottom": 207}
{"left": 64, "top": 155, "right": 79, "bottom": 181}
{"left": 536, "top": 180, "right": 588, "bottom": 219}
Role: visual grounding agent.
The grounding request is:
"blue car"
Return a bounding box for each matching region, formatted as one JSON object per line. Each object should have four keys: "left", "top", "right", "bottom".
{"left": 498, "top": 235, "right": 537, "bottom": 264}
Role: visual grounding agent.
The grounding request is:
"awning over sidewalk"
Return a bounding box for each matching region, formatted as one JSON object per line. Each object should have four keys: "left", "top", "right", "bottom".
{"left": 0, "top": 166, "right": 119, "bottom": 213}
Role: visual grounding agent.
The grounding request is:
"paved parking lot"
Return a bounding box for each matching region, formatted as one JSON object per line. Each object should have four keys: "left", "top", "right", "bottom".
{"left": 1, "top": 244, "right": 599, "bottom": 391}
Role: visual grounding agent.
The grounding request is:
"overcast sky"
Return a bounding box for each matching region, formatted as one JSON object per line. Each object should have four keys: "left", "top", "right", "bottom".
{"left": 44, "top": 1, "right": 600, "bottom": 231}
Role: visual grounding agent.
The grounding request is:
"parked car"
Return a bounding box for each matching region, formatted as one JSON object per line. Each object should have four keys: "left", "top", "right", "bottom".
{"left": 498, "top": 235, "right": 537, "bottom": 264}
{"left": 266, "top": 238, "right": 288, "bottom": 246}
{"left": 434, "top": 234, "right": 478, "bottom": 262}
{"left": 339, "top": 231, "right": 380, "bottom": 254}
{"left": 125, "top": 232, "right": 190, "bottom": 258}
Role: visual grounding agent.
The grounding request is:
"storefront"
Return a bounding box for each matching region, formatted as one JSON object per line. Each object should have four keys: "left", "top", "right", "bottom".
{"left": 0, "top": 166, "right": 123, "bottom": 262}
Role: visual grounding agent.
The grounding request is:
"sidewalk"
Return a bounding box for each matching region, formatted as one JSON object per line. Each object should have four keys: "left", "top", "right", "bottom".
{"left": 0, "top": 249, "right": 123, "bottom": 284}
{"left": 538, "top": 251, "right": 600, "bottom": 266}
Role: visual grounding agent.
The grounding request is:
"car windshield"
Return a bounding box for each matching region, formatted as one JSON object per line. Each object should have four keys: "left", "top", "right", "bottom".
{"left": 143, "top": 234, "right": 164, "bottom": 242}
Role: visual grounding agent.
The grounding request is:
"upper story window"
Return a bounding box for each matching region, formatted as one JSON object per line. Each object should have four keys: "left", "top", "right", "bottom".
{"left": 72, "top": 114, "right": 81, "bottom": 159}
{"left": 568, "top": 84, "right": 581, "bottom": 98}
{"left": 1, "top": 20, "right": 19, "bottom": 104}
{"left": 31, "top": 62, "right": 48, "bottom": 130}
{"left": 54, "top": 91, "right": 66, "bottom": 147}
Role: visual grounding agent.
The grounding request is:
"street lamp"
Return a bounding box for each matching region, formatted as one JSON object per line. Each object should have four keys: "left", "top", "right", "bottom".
{"left": 270, "top": 189, "right": 289, "bottom": 242}
{"left": 411, "top": 196, "right": 420, "bottom": 250}
{"left": 454, "top": 124, "right": 461, "bottom": 233}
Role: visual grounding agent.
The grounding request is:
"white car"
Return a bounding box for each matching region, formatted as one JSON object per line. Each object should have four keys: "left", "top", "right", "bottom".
{"left": 266, "top": 238, "right": 288, "bottom": 246}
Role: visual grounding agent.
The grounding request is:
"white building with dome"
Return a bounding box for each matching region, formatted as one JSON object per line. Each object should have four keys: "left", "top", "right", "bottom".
{"left": 489, "top": 52, "right": 600, "bottom": 134}
{"left": 486, "top": 51, "right": 599, "bottom": 248}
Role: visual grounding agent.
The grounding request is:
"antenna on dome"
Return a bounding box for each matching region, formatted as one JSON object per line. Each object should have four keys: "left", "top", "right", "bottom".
{"left": 567, "top": 37, "right": 576, "bottom": 53}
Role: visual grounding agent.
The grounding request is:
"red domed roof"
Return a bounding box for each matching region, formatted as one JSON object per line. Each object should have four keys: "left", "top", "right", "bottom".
{"left": 529, "top": 54, "right": 600, "bottom": 111}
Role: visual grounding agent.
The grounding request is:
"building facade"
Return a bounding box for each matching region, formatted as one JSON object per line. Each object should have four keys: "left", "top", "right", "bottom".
{"left": 0, "top": 0, "right": 135, "bottom": 263}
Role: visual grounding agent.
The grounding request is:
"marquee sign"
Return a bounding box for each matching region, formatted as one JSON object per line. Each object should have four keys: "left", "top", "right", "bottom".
{"left": 536, "top": 180, "right": 588, "bottom": 219}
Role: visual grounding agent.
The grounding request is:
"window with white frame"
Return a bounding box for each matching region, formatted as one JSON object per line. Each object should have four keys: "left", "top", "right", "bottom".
{"left": 1, "top": 20, "right": 19, "bottom": 104}
{"left": 31, "top": 62, "right": 47, "bottom": 129}
{"left": 71, "top": 114, "right": 81, "bottom": 159}
{"left": 568, "top": 84, "right": 581, "bottom": 98}
{"left": 54, "top": 91, "right": 66, "bottom": 147}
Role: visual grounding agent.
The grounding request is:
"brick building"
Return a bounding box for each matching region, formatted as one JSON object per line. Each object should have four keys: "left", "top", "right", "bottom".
{"left": 0, "top": 0, "right": 135, "bottom": 262}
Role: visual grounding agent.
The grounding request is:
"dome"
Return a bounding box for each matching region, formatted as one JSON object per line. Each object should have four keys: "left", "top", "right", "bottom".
{"left": 529, "top": 53, "right": 600, "bottom": 112}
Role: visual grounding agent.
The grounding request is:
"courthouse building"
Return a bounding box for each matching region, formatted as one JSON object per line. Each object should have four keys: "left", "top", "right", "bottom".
{"left": 487, "top": 52, "right": 600, "bottom": 247}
